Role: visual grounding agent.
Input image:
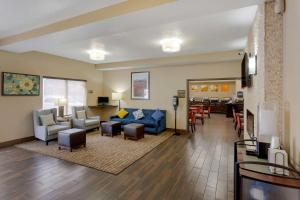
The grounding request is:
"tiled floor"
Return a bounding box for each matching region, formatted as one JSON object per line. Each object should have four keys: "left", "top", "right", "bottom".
{"left": 0, "top": 114, "right": 239, "bottom": 200}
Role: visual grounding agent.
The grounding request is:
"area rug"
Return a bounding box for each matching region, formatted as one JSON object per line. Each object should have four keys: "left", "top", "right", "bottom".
{"left": 16, "top": 131, "right": 173, "bottom": 175}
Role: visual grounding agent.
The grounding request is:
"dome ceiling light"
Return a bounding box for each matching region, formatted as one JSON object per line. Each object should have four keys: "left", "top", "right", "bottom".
{"left": 88, "top": 49, "right": 108, "bottom": 61}
{"left": 160, "top": 38, "right": 183, "bottom": 53}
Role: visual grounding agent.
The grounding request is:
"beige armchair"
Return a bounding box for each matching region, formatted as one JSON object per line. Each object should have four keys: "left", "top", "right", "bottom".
{"left": 72, "top": 106, "right": 100, "bottom": 131}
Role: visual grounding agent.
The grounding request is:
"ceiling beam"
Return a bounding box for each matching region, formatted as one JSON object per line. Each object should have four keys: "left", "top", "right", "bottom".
{"left": 0, "top": 0, "right": 176, "bottom": 46}
{"left": 95, "top": 50, "right": 242, "bottom": 71}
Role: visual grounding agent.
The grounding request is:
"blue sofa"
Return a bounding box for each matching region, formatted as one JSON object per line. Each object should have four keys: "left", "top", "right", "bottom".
{"left": 110, "top": 108, "right": 166, "bottom": 135}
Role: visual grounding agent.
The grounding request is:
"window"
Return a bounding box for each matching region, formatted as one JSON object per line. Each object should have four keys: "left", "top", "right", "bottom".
{"left": 43, "top": 77, "right": 87, "bottom": 115}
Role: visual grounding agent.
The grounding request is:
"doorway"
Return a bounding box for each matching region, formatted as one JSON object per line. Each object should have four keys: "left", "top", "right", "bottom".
{"left": 186, "top": 78, "right": 243, "bottom": 132}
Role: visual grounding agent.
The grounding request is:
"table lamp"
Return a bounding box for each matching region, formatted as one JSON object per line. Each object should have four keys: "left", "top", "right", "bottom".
{"left": 56, "top": 98, "right": 67, "bottom": 117}
{"left": 112, "top": 92, "right": 122, "bottom": 110}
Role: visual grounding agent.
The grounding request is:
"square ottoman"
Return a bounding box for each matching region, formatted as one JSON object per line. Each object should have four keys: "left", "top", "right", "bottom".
{"left": 124, "top": 123, "right": 144, "bottom": 140}
{"left": 58, "top": 128, "right": 86, "bottom": 152}
{"left": 101, "top": 121, "right": 121, "bottom": 137}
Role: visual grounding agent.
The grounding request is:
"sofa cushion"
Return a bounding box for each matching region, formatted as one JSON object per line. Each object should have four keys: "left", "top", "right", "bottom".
{"left": 40, "top": 114, "right": 55, "bottom": 126}
{"left": 111, "top": 118, "right": 130, "bottom": 125}
{"left": 116, "top": 108, "right": 129, "bottom": 119}
{"left": 47, "top": 125, "right": 69, "bottom": 135}
{"left": 151, "top": 109, "right": 164, "bottom": 121}
{"left": 133, "top": 109, "right": 144, "bottom": 120}
{"left": 129, "top": 119, "right": 156, "bottom": 128}
{"left": 85, "top": 119, "right": 99, "bottom": 126}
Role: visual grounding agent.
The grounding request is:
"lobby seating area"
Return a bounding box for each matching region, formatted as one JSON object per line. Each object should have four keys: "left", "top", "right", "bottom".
{"left": 110, "top": 108, "right": 166, "bottom": 135}
{"left": 1, "top": 0, "right": 300, "bottom": 199}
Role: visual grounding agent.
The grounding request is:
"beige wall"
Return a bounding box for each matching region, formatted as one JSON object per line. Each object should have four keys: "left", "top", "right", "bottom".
{"left": 102, "top": 61, "right": 241, "bottom": 130}
{"left": 0, "top": 50, "right": 103, "bottom": 143}
{"left": 283, "top": 0, "right": 300, "bottom": 170}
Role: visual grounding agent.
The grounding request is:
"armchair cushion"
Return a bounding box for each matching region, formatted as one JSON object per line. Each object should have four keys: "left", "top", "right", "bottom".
{"left": 85, "top": 119, "right": 99, "bottom": 126}
{"left": 77, "top": 110, "right": 87, "bottom": 119}
{"left": 40, "top": 114, "right": 55, "bottom": 126}
{"left": 47, "top": 125, "right": 69, "bottom": 136}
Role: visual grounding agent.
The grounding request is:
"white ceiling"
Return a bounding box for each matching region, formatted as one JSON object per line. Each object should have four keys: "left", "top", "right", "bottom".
{"left": 0, "top": 0, "right": 261, "bottom": 64}
{"left": 0, "top": 0, "right": 125, "bottom": 37}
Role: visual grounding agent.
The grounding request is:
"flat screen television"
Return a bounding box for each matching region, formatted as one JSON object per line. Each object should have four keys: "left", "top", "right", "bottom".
{"left": 241, "top": 53, "right": 252, "bottom": 88}
{"left": 98, "top": 97, "right": 109, "bottom": 105}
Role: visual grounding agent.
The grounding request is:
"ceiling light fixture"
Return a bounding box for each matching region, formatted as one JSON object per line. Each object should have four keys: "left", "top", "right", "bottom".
{"left": 160, "top": 38, "right": 183, "bottom": 53}
{"left": 88, "top": 49, "right": 107, "bottom": 61}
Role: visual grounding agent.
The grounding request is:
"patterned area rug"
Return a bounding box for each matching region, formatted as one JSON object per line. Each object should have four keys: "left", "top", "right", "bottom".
{"left": 16, "top": 131, "right": 173, "bottom": 175}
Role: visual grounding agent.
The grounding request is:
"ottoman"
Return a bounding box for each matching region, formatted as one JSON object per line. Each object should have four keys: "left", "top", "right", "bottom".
{"left": 101, "top": 121, "right": 121, "bottom": 137}
{"left": 58, "top": 128, "right": 86, "bottom": 152}
{"left": 124, "top": 123, "right": 144, "bottom": 140}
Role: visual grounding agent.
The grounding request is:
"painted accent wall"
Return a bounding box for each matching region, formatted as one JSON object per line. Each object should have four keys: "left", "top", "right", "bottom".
{"left": 0, "top": 50, "right": 103, "bottom": 143}
{"left": 102, "top": 61, "right": 241, "bottom": 130}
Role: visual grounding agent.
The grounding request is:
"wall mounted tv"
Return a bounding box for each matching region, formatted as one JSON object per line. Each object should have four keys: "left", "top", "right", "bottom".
{"left": 241, "top": 53, "right": 252, "bottom": 88}
{"left": 98, "top": 97, "right": 109, "bottom": 105}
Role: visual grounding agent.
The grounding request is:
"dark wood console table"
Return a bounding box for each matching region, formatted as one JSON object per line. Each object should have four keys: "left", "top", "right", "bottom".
{"left": 234, "top": 140, "right": 300, "bottom": 200}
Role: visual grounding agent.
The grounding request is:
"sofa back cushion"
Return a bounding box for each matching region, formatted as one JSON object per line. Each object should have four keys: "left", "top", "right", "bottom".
{"left": 116, "top": 108, "right": 129, "bottom": 118}
{"left": 133, "top": 109, "right": 144, "bottom": 120}
{"left": 151, "top": 109, "right": 164, "bottom": 121}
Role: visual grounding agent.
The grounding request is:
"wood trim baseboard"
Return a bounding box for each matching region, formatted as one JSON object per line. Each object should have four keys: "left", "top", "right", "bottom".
{"left": 0, "top": 136, "right": 35, "bottom": 148}
{"left": 166, "top": 128, "right": 188, "bottom": 134}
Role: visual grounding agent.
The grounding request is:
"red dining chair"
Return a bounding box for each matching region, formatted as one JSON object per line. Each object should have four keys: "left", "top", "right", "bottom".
{"left": 232, "top": 108, "right": 237, "bottom": 130}
{"left": 188, "top": 111, "right": 196, "bottom": 133}
{"left": 194, "top": 106, "right": 204, "bottom": 125}
{"left": 204, "top": 104, "right": 211, "bottom": 118}
{"left": 236, "top": 114, "right": 244, "bottom": 137}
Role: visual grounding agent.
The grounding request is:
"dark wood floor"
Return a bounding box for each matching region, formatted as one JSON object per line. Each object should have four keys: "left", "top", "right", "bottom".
{"left": 0, "top": 114, "right": 238, "bottom": 200}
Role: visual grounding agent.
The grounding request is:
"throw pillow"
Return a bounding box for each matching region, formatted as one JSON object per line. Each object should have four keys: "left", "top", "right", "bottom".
{"left": 77, "top": 110, "right": 87, "bottom": 119}
{"left": 151, "top": 109, "right": 164, "bottom": 121}
{"left": 116, "top": 108, "right": 128, "bottom": 119}
{"left": 133, "top": 109, "right": 144, "bottom": 120}
{"left": 40, "top": 114, "right": 55, "bottom": 126}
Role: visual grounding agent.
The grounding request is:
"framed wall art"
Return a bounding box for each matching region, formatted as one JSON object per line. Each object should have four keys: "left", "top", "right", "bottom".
{"left": 2, "top": 72, "right": 40, "bottom": 96}
{"left": 131, "top": 71, "right": 150, "bottom": 100}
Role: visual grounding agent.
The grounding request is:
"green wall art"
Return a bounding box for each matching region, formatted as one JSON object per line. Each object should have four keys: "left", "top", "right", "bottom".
{"left": 2, "top": 72, "right": 40, "bottom": 96}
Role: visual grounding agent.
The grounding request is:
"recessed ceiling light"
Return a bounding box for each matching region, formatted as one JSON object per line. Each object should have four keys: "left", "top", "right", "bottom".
{"left": 88, "top": 49, "right": 108, "bottom": 61}
{"left": 160, "top": 38, "right": 183, "bottom": 53}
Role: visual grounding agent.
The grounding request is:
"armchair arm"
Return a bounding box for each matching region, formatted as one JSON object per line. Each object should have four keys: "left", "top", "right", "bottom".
{"left": 88, "top": 116, "right": 100, "bottom": 121}
{"left": 57, "top": 121, "right": 71, "bottom": 128}
{"left": 72, "top": 118, "right": 86, "bottom": 129}
{"left": 34, "top": 126, "right": 48, "bottom": 141}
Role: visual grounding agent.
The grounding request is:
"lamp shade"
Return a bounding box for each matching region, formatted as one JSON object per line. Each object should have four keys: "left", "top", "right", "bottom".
{"left": 258, "top": 103, "right": 278, "bottom": 143}
{"left": 112, "top": 93, "right": 122, "bottom": 101}
{"left": 56, "top": 98, "right": 67, "bottom": 106}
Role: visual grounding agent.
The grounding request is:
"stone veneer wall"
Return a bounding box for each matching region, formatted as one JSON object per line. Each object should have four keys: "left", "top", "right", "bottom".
{"left": 264, "top": 2, "right": 284, "bottom": 141}
{"left": 244, "top": 4, "right": 265, "bottom": 139}
{"left": 244, "top": 2, "right": 283, "bottom": 141}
